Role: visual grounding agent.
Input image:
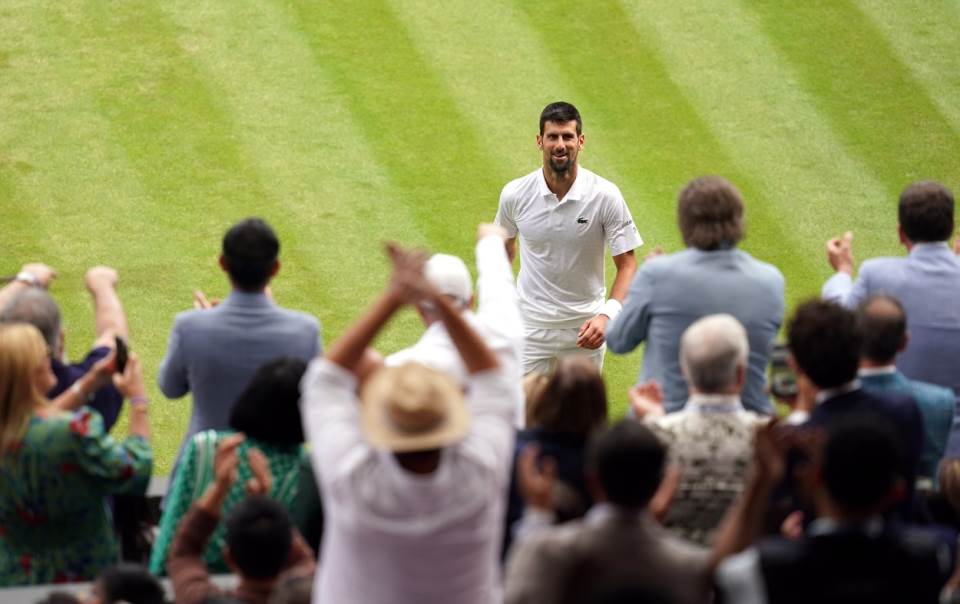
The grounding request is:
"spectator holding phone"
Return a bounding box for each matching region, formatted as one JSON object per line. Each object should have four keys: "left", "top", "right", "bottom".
{"left": 0, "top": 323, "right": 152, "bottom": 585}
{"left": 0, "top": 264, "right": 129, "bottom": 430}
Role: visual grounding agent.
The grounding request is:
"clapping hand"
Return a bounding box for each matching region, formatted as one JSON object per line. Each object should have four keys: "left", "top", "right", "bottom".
{"left": 825, "top": 231, "right": 854, "bottom": 274}
{"left": 385, "top": 242, "right": 431, "bottom": 305}
{"left": 517, "top": 444, "right": 557, "bottom": 512}
{"left": 628, "top": 380, "right": 665, "bottom": 419}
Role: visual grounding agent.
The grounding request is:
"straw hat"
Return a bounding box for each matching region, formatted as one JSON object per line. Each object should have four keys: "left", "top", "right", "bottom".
{"left": 360, "top": 362, "right": 469, "bottom": 452}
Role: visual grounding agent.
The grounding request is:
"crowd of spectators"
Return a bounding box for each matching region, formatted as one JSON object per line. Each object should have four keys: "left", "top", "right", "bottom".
{"left": 1, "top": 178, "right": 960, "bottom": 603}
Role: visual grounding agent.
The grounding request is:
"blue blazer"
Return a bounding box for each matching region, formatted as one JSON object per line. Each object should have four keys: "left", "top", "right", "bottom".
{"left": 606, "top": 247, "right": 784, "bottom": 414}
{"left": 158, "top": 290, "right": 321, "bottom": 470}
{"left": 823, "top": 242, "right": 960, "bottom": 396}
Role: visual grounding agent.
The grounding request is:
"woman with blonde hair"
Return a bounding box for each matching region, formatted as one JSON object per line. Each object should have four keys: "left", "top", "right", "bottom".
{"left": 0, "top": 323, "right": 152, "bottom": 586}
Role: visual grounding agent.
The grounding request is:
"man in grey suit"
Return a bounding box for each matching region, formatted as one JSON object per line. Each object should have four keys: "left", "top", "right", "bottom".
{"left": 822, "top": 181, "right": 960, "bottom": 396}
{"left": 504, "top": 420, "right": 711, "bottom": 604}
{"left": 159, "top": 217, "right": 322, "bottom": 471}
{"left": 606, "top": 176, "right": 784, "bottom": 414}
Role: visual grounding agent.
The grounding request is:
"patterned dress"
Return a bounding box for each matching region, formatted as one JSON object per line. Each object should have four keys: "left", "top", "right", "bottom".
{"left": 149, "top": 430, "right": 305, "bottom": 576}
{"left": 0, "top": 408, "right": 152, "bottom": 586}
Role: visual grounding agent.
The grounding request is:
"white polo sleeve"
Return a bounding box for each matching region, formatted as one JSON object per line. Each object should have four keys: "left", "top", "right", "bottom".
{"left": 602, "top": 187, "right": 642, "bottom": 256}
{"left": 494, "top": 185, "right": 519, "bottom": 238}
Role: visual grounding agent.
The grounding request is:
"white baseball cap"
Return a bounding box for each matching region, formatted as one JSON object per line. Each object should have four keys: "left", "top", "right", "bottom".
{"left": 425, "top": 254, "right": 472, "bottom": 306}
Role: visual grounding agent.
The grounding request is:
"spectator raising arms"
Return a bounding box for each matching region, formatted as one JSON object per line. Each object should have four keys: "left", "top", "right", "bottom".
{"left": 0, "top": 323, "right": 152, "bottom": 586}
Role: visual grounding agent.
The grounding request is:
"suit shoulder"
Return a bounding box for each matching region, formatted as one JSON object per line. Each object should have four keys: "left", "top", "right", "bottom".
{"left": 909, "top": 379, "right": 955, "bottom": 405}
{"left": 859, "top": 256, "right": 905, "bottom": 273}
{"left": 276, "top": 307, "right": 321, "bottom": 330}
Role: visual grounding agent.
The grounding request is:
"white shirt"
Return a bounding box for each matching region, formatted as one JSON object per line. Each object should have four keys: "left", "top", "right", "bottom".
{"left": 300, "top": 251, "right": 522, "bottom": 603}
{"left": 385, "top": 236, "right": 525, "bottom": 424}
{"left": 495, "top": 167, "right": 642, "bottom": 328}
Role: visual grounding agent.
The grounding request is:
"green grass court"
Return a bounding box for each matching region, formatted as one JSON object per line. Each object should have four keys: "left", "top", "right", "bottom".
{"left": 2, "top": 1, "right": 959, "bottom": 474}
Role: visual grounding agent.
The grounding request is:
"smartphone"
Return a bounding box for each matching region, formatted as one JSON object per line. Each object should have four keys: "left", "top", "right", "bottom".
{"left": 769, "top": 343, "right": 798, "bottom": 400}
{"left": 115, "top": 336, "right": 128, "bottom": 374}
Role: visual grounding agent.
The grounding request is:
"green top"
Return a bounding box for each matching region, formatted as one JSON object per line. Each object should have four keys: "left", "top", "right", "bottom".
{"left": 150, "top": 429, "right": 305, "bottom": 576}
{"left": 0, "top": 407, "right": 152, "bottom": 586}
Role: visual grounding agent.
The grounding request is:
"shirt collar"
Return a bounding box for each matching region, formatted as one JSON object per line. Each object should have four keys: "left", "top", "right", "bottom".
{"left": 858, "top": 366, "right": 897, "bottom": 377}
{"left": 815, "top": 379, "right": 861, "bottom": 405}
{"left": 686, "top": 393, "right": 744, "bottom": 414}
{"left": 220, "top": 290, "right": 275, "bottom": 308}
{"left": 808, "top": 515, "right": 884, "bottom": 537}
{"left": 538, "top": 167, "right": 584, "bottom": 202}
{"left": 908, "top": 241, "right": 951, "bottom": 257}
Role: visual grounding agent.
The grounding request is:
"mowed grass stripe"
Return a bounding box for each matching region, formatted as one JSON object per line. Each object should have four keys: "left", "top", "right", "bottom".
{"left": 745, "top": 0, "right": 960, "bottom": 195}
{"left": 621, "top": 0, "right": 893, "bottom": 297}
{"left": 855, "top": 0, "right": 960, "bottom": 134}
{"left": 162, "top": 0, "right": 427, "bottom": 347}
{"left": 287, "top": 0, "right": 506, "bottom": 264}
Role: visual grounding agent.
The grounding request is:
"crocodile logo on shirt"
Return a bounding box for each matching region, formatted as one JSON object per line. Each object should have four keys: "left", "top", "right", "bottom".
{"left": 577, "top": 217, "right": 589, "bottom": 224}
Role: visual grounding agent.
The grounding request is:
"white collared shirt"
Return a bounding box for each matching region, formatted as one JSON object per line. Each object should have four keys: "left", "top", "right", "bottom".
{"left": 495, "top": 167, "right": 642, "bottom": 328}
{"left": 858, "top": 365, "right": 897, "bottom": 377}
{"left": 814, "top": 379, "right": 862, "bottom": 405}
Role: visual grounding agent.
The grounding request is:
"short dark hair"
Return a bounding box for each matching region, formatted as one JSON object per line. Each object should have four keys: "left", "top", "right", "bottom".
{"left": 677, "top": 176, "right": 745, "bottom": 250}
{"left": 528, "top": 356, "right": 607, "bottom": 434}
{"left": 857, "top": 294, "right": 907, "bottom": 364}
{"left": 822, "top": 417, "right": 904, "bottom": 513}
{"left": 229, "top": 357, "right": 307, "bottom": 446}
{"left": 787, "top": 299, "right": 861, "bottom": 389}
{"left": 98, "top": 563, "right": 166, "bottom": 604}
{"left": 0, "top": 288, "right": 61, "bottom": 352}
{"left": 588, "top": 420, "right": 665, "bottom": 508}
{"left": 539, "top": 102, "right": 582, "bottom": 135}
{"left": 222, "top": 218, "right": 280, "bottom": 291}
{"left": 225, "top": 496, "right": 293, "bottom": 580}
{"left": 899, "top": 181, "right": 954, "bottom": 243}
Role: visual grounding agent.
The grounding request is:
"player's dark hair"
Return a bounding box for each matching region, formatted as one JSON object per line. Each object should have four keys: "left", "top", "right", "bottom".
{"left": 229, "top": 357, "right": 307, "bottom": 446}
{"left": 98, "top": 563, "right": 166, "bottom": 604}
{"left": 899, "top": 181, "right": 954, "bottom": 243}
{"left": 528, "top": 356, "right": 608, "bottom": 435}
{"left": 857, "top": 294, "right": 907, "bottom": 364}
{"left": 588, "top": 420, "right": 664, "bottom": 508}
{"left": 822, "top": 416, "right": 904, "bottom": 513}
{"left": 677, "top": 176, "right": 745, "bottom": 250}
{"left": 222, "top": 218, "right": 280, "bottom": 291}
{"left": 225, "top": 496, "right": 293, "bottom": 580}
{"left": 787, "top": 299, "right": 861, "bottom": 389}
{"left": 540, "top": 102, "right": 582, "bottom": 135}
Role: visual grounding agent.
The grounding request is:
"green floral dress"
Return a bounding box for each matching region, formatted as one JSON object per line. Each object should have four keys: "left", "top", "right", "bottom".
{"left": 149, "top": 429, "right": 305, "bottom": 576}
{"left": 0, "top": 408, "right": 152, "bottom": 586}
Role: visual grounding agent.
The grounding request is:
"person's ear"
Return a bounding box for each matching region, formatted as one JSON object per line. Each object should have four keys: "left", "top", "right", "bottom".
{"left": 222, "top": 545, "right": 240, "bottom": 574}
{"left": 536, "top": 134, "right": 543, "bottom": 149}
{"left": 899, "top": 330, "right": 910, "bottom": 354}
{"left": 578, "top": 133, "right": 584, "bottom": 149}
{"left": 270, "top": 260, "right": 280, "bottom": 278}
{"left": 586, "top": 471, "right": 606, "bottom": 503}
{"left": 735, "top": 363, "right": 747, "bottom": 389}
{"left": 897, "top": 225, "right": 911, "bottom": 247}
{"left": 219, "top": 255, "right": 228, "bottom": 272}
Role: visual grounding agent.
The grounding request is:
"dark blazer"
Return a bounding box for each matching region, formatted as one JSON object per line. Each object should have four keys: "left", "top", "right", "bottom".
{"left": 755, "top": 526, "right": 951, "bottom": 603}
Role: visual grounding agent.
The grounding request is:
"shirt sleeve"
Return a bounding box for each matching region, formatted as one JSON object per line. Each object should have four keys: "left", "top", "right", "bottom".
{"left": 715, "top": 547, "right": 769, "bottom": 604}
{"left": 475, "top": 234, "right": 522, "bottom": 344}
{"left": 158, "top": 318, "right": 190, "bottom": 398}
{"left": 458, "top": 368, "right": 518, "bottom": 477}
{"left": 601, "top": 187, "right": 642, "bottom": 256}
{"left": 605, "top": 263, "right": 654, "bottom": 353}
{"left": 494, "top": 186, "right": 519, "bottom": 238}
{"left": 70, "top": 408, "right": 152, "bottom": 495}
{"left": 167, "top": 505, "right": 222, "bottom": 604}
{"left": 299, "top": 359, "right": 366, "bottom": 483}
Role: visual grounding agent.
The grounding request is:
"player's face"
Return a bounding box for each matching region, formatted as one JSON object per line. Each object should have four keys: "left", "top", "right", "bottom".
{"left": 538, "top": 120, "right": 583, "bottom": 174}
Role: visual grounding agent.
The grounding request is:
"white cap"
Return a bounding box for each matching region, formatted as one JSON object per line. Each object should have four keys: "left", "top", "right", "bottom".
{"left": 425, "top": 254, "right": 472, "bottom": 307}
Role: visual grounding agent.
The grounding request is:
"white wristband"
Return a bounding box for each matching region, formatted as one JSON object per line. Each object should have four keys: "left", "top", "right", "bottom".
{"left": 599, "top": 299, "right": 622, "bottom": 322}
{"left": 15, "top": 271, "right": 38, "bottom": 286}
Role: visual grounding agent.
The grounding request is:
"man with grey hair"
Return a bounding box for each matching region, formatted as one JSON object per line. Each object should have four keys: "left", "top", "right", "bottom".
{"left": 629, "top": 313, "right": 765, "bottom": 545}
{"left": 0, "top": 263, "right": 129, "bottom": 430}
{"left": 606, "top": 175, "right": 784, "bottom": 414}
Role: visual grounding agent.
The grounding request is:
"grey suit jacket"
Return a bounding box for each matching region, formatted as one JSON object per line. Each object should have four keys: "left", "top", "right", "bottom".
{"left": 606, "top": 248, "right": 784, "bottom": 414}
{"left": 822, "top": 242, "right": 960, "bottom": 395}
{"left": 158, "top": 290, "right": 321, "bottom": 469}
{"left": 504, "top": 505, "right": 710, "bottom": 604}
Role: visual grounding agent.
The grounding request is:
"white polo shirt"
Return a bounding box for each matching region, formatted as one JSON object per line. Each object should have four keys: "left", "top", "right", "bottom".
{"left": 495, "top": 166, "right": 642, "bottom": 329}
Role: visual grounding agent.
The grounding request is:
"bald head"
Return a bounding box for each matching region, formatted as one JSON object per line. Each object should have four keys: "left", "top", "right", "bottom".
{"left": 679, "top": 314, "right": 749, "bottom": 394}
{"left": 857, "top": 294, "right": 907, "bottom": 364}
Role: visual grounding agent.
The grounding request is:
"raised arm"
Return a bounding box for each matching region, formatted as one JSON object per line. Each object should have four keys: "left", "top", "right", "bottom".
{"left": 85, "top": 266, "right": 129, "bottom": 348}
{"left": 426, "top": 280, "right": 500, "bottom": 375}
{"left": 0, "top": 263, "right": 56, "bottom": 312}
